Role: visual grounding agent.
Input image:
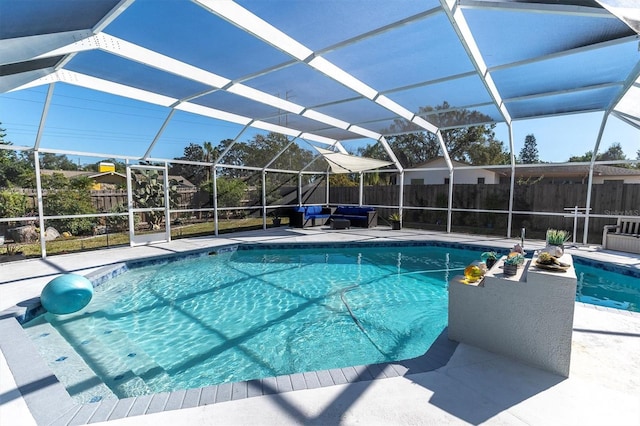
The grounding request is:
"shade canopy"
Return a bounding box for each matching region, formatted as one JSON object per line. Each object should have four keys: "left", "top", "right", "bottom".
{"left": 313, "top": 146, "right": 394, "bottom": 174}
{"left": 0, "top": 0, "right": 638, "bottom": 166}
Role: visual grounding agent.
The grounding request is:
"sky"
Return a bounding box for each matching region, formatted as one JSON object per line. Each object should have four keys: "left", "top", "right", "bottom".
{"left": 1, "top": 1, "right": 638, "bottom": 168}
{"left": 1, "top": 83, "right": 637, "bottom": 168}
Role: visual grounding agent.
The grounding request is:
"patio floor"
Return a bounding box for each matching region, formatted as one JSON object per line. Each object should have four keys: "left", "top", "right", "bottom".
{"left": 1, "top": 226, "right": 639, "bottom": 425}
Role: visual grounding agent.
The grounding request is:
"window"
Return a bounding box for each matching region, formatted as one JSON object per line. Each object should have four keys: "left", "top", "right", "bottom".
{"left": 411, "top": 178, "right": 424, "bottom": 185}
{"left": 444, "top": 178, "right": 450, "bottom": 184}
{"left": 477, "top": 177, "right": 485, "bottom": 184}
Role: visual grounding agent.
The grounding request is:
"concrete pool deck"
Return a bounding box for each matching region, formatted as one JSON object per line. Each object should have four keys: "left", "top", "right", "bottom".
{"left": 1, "top": 227, "right": 639, "bottom": 425}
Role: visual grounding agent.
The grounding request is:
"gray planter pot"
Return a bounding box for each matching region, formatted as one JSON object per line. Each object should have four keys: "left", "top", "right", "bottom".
{"left": 503, "top": 263, "right": 518, "bottom": 276}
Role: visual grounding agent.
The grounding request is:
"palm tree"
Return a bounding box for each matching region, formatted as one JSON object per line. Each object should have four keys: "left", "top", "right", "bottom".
{"left": 203, "top": 141, "right": 214, "bottom": 182}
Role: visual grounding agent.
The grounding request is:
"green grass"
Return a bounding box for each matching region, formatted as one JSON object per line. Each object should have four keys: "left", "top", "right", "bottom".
{"left": 11, "top": 217, "right": 290, "bottom": 258}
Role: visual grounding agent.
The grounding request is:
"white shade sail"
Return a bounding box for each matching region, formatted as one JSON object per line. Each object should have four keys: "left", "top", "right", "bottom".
{"left": 313, "top": 146, "right": 394, "bottom": 173}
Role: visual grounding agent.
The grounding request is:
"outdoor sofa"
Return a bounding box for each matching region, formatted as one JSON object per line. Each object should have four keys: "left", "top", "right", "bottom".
{"left": 329, "top": 206, "right": 378, "bottom": 228}
{"left": 290, "top": 205, "right": 332, "bottom": 228}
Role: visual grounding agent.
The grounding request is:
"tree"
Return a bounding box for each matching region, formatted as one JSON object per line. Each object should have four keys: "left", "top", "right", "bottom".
{"left": 329, "top": 174, "right": 359, "bottom": 187}
{"left": 0, "top": 123, "right": 31, "bottom": 188}
{"left": 170, "top": 143, "right": 208, "bottom": 186}
{"left": 240, "top": 132, "right": 315, "bottom": 190}
{"left": 37, "top": 153, "right": 78, "bottom": 170}
{"left": 598, "top": 143, "right": 626, "bottom": 161}
{"left": 569, "top": 143, "right": 628, "bottom": 163}
{"left": 200, "top": 177, "right": 247, "bottom": 218}
{"left": 212, "top": 138, "right": 249, "bottom": 178}
{"left": 203, "top": 141, "right": 214, "bottom": 182}
{"left": 519, "top": 134, "right": 539, "bottom": 164}
{"left": 358, "top": 102, "right": 510, "bottom": 167}
{"left": 364, "top": 171, "right": 384, "bottom": 186}
{"left": 359, "top": 132, "right": 436, "bottom": 168}
{"left": 469, "top": 139, "right": 510, "bottom": 166}
{"left": 568, "top": 151, "right": 593, "bottom": 162}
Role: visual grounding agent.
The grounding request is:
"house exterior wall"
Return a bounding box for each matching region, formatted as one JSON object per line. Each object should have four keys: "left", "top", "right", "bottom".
{"left": 404, "top": 168, "right": 498, "bottom": 185}
{"left": 594, "top": 176, "right": 640, "bottom": 184}
{"left": 401, "top": 158, "right": 499, "bottom": 185}
{"left": 499, "top": 176, "right": 640, "bottom": 184}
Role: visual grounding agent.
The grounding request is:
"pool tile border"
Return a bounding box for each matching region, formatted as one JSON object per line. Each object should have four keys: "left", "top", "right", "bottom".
{"left": 572, "top": 256, "right": 640, "bottom": 278}
{"left": 0, "top": 308, "right": 458, "bottom": 425}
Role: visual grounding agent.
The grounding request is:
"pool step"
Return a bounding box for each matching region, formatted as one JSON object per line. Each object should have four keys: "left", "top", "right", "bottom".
{"left": 22, "top": 317, "right": 117, "bottom": 403}
{"left": 47, "top": 312, "right": 173, "bottom": 398}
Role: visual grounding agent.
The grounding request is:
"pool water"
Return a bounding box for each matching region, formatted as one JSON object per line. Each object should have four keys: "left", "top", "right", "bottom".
{"left": 22, "top": 244, "right": 639, "bottom": 402}
{"left": 23, "top": 245, "right": 475, "bottom": 400}
{"left": 575, "top": 264, "right": 639, "bottom": 312}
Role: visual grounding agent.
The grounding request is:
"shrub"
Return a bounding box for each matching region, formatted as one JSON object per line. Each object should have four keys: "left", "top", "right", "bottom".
{"left": 0, "top": 190, "right": 28, "bottom": 218}
{"left": 44, "top": 183, "right": 96, "bottom": 236}
{"left": 106, "top": 204, "right": 135, "bottom": 232}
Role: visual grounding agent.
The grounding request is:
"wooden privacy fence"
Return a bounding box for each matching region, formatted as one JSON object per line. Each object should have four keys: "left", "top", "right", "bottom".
{"left": 14, "top": 188, "right": 200, "bottom": 212}
{"left": 4, "top": 183, "right": 639, "bottom": 244}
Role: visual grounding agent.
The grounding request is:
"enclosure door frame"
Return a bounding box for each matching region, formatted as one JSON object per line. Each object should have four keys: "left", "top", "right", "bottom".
{"left": 126, "top": 163, "right": 171, "bottom": 246}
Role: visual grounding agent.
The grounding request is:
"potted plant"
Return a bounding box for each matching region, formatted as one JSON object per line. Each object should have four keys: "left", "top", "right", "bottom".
{"left": 503, "top": 253, "right": 524, "bottom": 276}
{"left": 545, "top": 229, "right": 570, "bottom": 256}
{"left": 270, "top": 212, "right": 282, "bottom": 227}
{"left": 389, "top": 212, "right": 401, "bottom": 230}
{"left": 481, "top": 251, "right": 499, "bottom": 269}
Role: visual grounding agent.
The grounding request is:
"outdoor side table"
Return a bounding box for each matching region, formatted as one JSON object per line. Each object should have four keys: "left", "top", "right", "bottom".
{"left": 331, "top": 219, "right": 351, "bottom": 229}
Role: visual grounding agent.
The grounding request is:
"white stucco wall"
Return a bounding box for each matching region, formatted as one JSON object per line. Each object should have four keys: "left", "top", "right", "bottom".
{"left": 593, "top": 176, "right": 640, "bottom": 184}
{"left": 448, "top": 255, "right": 577, "bottom": 377}
{"left": 403, "top": 158, "right": 499, "bottom": 185}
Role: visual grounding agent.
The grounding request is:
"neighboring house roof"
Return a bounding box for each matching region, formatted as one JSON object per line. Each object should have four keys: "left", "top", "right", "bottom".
{"left": 41, "top": 170, "right": 125, "bottom": 178}
{"left": 410, "top": 157, "right": 472, "bottom": 170}
{"left": 40, "top": 170, "right": 196, "bottom": 187}
{"left": 89, "top": 171, "right": 126, "bottom": 179}
{"left": 40, "top": 170, "right": 94, "bottom": 178}
{"left": 492, "top": 164, "right": 640, "bottom": 178}
{"left": 168, "top": 175, "right": 195, "bottom": 188}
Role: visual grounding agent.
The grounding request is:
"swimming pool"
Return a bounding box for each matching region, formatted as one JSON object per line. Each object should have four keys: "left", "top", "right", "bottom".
{"left": 22, "top": 244, "right": 477, "bottom": 402}
{"left": 20, "top": 242, "right": 640, "bottom": 405}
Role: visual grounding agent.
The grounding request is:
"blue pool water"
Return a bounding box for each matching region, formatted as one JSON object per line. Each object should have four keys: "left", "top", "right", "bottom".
{"left": 22, "top": 244, "right": 639, "bottom": 402}
{"left": 24, "top": 245, "right": 476, "bottom": 399}
{"left": 575, "top": 263, "right": 639, "bottom": 312}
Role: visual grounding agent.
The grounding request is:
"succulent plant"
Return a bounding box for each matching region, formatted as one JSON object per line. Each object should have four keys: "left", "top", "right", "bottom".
{"left": 388, "top": 212, "right": 401, "bottom": 222}
{"left": 132, "top": 169, "right": 179, "bottom": 228}
{"left": 504, "top": 252, "right": 525, "bottom": 266}
{"left": 481, "top": 251, "right": 498, "bottom": 261}
{"left": 546, "top": 229, "right": 570, "bottom": 245}
{"left": 538, "top": 252, "right": 554, "bottom": 264}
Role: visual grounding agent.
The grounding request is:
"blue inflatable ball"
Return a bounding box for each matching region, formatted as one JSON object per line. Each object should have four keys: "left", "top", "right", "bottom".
{"left": 41, "top": 274, "right": 94, "bottom": 315}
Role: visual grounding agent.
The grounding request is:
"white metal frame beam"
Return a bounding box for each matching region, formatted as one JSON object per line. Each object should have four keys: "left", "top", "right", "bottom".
{"left": 194, "top": 0, "right": 443, "bottom": 171}
{"left": 23, "top": 31, "right": 385, "bottom": 152}
{"left": 583, "top": 61, "right": 640, "bottom": 242}
{"left": 440, "top": 0, "right": 516, "bottom": 233}
{"left": 11, "top": 69, "right": 342, "bottom": 149}
{"left": 458, "top": 0, "right": 619, "bottom": 18}
{"left": 440, "top": 0, "right": 512, "bottom": 125}
{"left": 15, "top": 29, "right": 400, "bottom": 153}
